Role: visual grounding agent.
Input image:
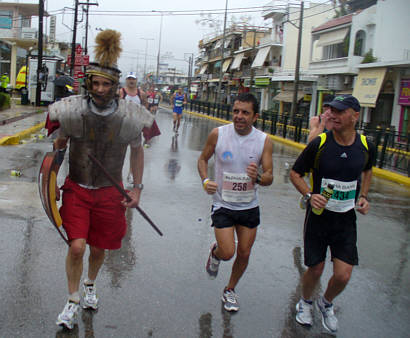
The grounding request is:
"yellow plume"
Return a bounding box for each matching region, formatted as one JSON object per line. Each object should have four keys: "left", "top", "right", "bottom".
{"left": 94, "top": 30, "right": 122, "bottom": 68}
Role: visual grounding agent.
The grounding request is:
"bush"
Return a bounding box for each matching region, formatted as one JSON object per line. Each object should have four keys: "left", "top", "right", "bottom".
{"left": 0, "top": 92, "right": 10, "bottom": 110}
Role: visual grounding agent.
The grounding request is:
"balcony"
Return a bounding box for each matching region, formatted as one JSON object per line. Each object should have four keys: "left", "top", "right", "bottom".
{"left": 258, "top": 35, "right": 283, "bottom": 47}
{"left": 309, "top": 57, "right": 349, "bottom": 75}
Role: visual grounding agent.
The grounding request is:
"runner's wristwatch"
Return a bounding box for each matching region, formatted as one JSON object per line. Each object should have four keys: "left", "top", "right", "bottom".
{"left": 133, "top": 183, "right": 144, "bottom": 190}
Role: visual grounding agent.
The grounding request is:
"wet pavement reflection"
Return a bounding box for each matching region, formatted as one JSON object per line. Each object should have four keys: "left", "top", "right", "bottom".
{"left": 0, "top": 107, "right": 409, "bottom": 337}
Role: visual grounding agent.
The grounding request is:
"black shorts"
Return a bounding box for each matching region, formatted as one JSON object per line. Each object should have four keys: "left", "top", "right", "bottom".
{"left": 211, "top": 206, "right": 260, "bottom": 229}
{"left": 303, "top": 208, "right": 358, "bottom": 267}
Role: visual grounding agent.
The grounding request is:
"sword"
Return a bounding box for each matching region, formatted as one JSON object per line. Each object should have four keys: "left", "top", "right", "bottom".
{"left": 88, "top": 154, "right": 163, "bottom": 237}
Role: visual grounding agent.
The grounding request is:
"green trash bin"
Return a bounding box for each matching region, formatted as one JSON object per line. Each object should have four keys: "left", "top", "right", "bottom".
{"left": 21, "top": 88, "right": 29, "bottom": 105}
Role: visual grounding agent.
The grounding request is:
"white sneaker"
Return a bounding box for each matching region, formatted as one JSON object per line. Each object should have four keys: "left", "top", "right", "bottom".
{"left": 205, "top": 242, "right": 220, "bottom": 279}
{"left": 295, "top": 299, "right": 313, "bottom": 326}
{"left": 56, "top": 301, "right": 80, "bottom": 329}
{"left": 316, "top": 297, "right": 338, "bottom": 333}
{"left": 82, "top": 283, "right": 99, "bottom": 310}
{"left": 222, "top": 288, "right": 239, "bottom": 312}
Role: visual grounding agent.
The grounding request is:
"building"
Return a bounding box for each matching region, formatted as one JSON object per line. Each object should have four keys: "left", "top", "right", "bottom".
{"left": 0, "top": 2, "right": 48, "bottom": 88}
{"left": 263, "top": 0, "right": 335, "bottom": 116}
{"left": 309, "top": 0, "right": 410, "bottom": 133}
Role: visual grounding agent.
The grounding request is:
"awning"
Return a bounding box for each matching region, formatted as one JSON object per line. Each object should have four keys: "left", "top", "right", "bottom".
{"left": 317, "top": 28, "right": 349, "bottom": 47}
{"left": 352, "top": 67, "right": 387, "bottom": 107}
{"left": 273, "top": 90, "right": 305, "bottom": 103}
{"left": 251, "top": 46, "right": 271, "bottom": 68}
{"left": 222, "top": 58, "right": 232, "bottom": 72}
{"left": 230, "top": 53, "right": 245, "bottom": 70}
{"left": 199, "top": 64, "right": 208, "bottom": 75}
{"left": 214, "top": 40, "right": 223, "bottom": 49}
{"left": 255, "top": 77, "right": 270, "bottom": 87}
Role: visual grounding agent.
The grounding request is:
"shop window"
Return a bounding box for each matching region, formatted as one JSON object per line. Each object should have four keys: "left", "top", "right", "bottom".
{"left": 354, "top": 30, "right": 366, "bottom": 56}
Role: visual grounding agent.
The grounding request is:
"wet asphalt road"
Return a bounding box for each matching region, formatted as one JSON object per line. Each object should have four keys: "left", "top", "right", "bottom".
{"left": 0, "top": 108, "right": 409, "bottom": 338}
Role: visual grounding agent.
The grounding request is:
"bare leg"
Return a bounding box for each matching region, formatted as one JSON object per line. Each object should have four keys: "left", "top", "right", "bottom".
{"left": 323, "top": 258, "right": 353, "bottom": 302}
{"left": 66, "top": 239, "right": 87, "bottom": 294}
{"left": 226, "top": 225, "right": 257, "bottom": 290}
{"left": 87, "top": 246, "right": 105, "bottom": 281}
{"left": 301, "top": 262, "right": 325, "bottom": 300}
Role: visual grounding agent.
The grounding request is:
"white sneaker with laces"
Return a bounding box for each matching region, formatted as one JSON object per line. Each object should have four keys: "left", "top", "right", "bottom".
{"left": 56, "top": 301, "right": 80, "bottom": 329}
{"left": 295, "top": 299, "right": 313, "bottom": 326}
{"left": 205, "top": 242, "right": 220, "bottom": 279}
{"left": 316, "top": 297, "right": 338, "bottom": 333}
{"left": 222, "top": 288, "right": 239, "bottom": 312}
{"left": 83, "top": 283, "right": 99, "bottom": 310}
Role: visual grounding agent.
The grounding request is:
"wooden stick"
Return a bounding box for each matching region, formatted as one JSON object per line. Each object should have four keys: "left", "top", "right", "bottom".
{"left": 88, "top": 154, "right": 163, "bottom": 236}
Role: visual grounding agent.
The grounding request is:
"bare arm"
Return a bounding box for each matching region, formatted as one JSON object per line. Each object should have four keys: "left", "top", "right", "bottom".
{"left": 356, "top": 168, "right": 372, "bottom": 215}
{"left": 246, "top": 136, "right": 273, "bottom": 186}
{"left": 307, "top": 116, "right": 325, "bottom": 143}
{"left": 123, "top": 144, "right": 144, "bottom": 208}
{"left": 290, "top": 169, "right": 328, "bottom": 209}
{"left": 197, "top": 128, "right": 218, "bottom": 194}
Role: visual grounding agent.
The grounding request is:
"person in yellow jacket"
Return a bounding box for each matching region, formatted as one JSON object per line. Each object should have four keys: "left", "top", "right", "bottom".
{"left": 1, "top": 72, "right": 10, "bottom": 92}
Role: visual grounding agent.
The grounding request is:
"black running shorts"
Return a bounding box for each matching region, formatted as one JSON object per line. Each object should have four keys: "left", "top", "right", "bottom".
{"left": 211, "top": 206, "right": 260, "bottom": 229}
{"left": 303, "top": 208, "right": 358, "bottom": 267}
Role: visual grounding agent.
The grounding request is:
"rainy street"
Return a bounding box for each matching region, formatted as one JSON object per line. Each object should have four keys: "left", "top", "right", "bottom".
{"left": 0, "top": 108, "right": 409, "bottom": 337}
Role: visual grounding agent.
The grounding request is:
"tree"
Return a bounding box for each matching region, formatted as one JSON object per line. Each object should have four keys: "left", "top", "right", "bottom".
{"left": 332, "top": 0, "right": 377, "bottom": 17}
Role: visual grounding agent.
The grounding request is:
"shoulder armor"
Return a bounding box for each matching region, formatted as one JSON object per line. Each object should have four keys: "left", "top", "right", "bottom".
{"left": 48, "top": 95, "right": 87, "bottom": 137}
{"left": 117, "top": 99, "right": 154, "bottom": 142}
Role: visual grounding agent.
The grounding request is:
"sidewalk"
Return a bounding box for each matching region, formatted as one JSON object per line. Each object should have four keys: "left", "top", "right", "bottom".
{"left": 0, "top": 100, "right": 47, "bottom": 145}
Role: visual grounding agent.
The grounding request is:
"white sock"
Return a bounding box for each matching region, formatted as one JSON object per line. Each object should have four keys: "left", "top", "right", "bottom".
{"left": 68, "top": 291, "right": 80, "bottom": 303}
{"left": 84, "top": 278, "right": 95, "bottom": 286}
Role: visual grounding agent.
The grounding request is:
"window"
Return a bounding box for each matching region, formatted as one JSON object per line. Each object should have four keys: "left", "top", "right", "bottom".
{"left": 0, "top": 10, "right": 12, "bottom": 29}
{"left": 322, "top": 43, "right": 346, "bottom": 60}
{"left": 354, "top": 30, "right": 366, "bottom": 56}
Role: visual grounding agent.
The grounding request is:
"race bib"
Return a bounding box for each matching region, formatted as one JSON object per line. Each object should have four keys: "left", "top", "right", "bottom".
{"left": 222, "top": 172, "right": 254, "bottom": 203}
{"left": 154, "top": 98, "right": 159, "bottom": 104}
{"left": 175, "top": 100, "right": 183, "bottom": 107}
{"left": 322, "top": 178, "right": 357, "bottom": 213}
{"left": 148, "top": 97, "right": 154, "bottom": 104}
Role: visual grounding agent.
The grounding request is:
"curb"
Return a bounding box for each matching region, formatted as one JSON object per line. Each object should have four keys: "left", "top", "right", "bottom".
{"left": 0, "top": 121, "right": 45, "bottom": 145}
{"left": 183, "top": 109, "right": 410, "bottom": 188}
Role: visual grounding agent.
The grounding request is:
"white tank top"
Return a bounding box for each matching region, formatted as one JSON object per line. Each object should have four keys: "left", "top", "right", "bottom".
{"left": 123, "top": 89, "right": 141, "bottom": 105}
{"left": 213, "top": 124, "right": 267, "bottom": 210}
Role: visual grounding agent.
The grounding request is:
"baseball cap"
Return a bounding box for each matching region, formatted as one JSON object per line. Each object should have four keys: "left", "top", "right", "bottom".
{"left": 322, "top": 94, "right": 335, "bottom": 107}
{"left": 327, "top": 95, "right": 361, "bottom": 112}
{"left": 126, "top": 72, "right": 137, "bottom": 79}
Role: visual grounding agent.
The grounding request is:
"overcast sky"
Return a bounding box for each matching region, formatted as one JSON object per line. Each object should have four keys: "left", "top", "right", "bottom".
{"left": 38, "top": 0, "right": 270, "bottom": 76}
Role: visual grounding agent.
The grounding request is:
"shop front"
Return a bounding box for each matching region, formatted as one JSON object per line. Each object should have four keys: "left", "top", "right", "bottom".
{"left": 398, "top": 79, "right": 410, "bottom": 135}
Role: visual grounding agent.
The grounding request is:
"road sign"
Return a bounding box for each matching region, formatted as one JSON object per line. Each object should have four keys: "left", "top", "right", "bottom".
{"left": 76, "top": 71, "right": 85, "bottom": 79}
{"left": 67, "top": 54, "right": 89, "bottom": 66}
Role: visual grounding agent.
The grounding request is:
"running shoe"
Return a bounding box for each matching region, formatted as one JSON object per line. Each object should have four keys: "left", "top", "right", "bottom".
{"left": 82, "top": 283, "right": 99, "bottom": 310}
{"left": 295, "top": 299, "right": 313, "bottom": 326}
{"left": 316, "top": 297, "right": 338, "bottom": 333}
{"left": 222, "top": 288, "right": 239, "bottom": 312}
{"left": 205, "top": 242, "right": 220, "bottom": 279}
{"left": 56, "top": 300, "right": 80, "bottom": 329}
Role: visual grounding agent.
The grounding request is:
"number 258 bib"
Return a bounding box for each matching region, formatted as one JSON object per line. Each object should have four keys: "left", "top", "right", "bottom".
{"left": 222, "top": 172, "right": 254, "bottom": 203}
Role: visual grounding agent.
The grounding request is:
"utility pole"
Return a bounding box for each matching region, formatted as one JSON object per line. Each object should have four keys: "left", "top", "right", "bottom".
{"left": 36, "top": 0, "right": 44, "bottom": 106}
{"left": 141, "top": 38, "right": 154, "bottom": 81}
{"left": 216, "top": 0, "right": 228, "bottom": 104}
{"left": 156, "top": 13, "right": 163, "bottom": 85}
{"left": 290, "top": 0, "right": 304, "bottom": 121}
{"left": 81, "top": 1, "right": 98, "bottom": 55}
{"left": 249, "top": 28, "right": 257, "bottom": 95}
{"left": 70, "top": 0, "right": 79, "bottom": 76}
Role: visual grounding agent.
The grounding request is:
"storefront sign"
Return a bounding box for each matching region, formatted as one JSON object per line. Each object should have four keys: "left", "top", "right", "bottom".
{"left": 353, "top": 67, "right": 387, "bottom": 107}
{"left": 398, "top": 79, "right": 410, "bottom": 106}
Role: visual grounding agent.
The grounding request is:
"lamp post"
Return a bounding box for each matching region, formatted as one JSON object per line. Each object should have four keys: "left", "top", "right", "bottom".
{"left": 141, "top": 37, "right": 154, "bottom": 81}
{"left": 152, "top": 11, "right": 164, "bottom": 85}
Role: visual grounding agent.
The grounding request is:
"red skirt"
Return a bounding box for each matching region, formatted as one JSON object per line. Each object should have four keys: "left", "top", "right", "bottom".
{"left": 142, "top": 120, "right": 161, "bottom": 142}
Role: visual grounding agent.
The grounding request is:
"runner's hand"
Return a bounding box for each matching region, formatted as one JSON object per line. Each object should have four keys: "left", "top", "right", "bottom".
{"left": 356, "top": 196, "right": 369, "bottom": 215}
{"left": 204, "top": 180, "right": 218, "bottom": 195}
{"left": 122, "top": 189, "right": 141, "bottom": 208}
{"left": 246, "top": 162, "right": 258, "bottom": 182}
{"left": 310, "top": 194, "right": 328, "bottom": 209}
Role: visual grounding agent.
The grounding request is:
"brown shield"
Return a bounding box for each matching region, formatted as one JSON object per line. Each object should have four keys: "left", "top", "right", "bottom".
{"left": 38, "top": 151, "right": 69, "bottom": 245}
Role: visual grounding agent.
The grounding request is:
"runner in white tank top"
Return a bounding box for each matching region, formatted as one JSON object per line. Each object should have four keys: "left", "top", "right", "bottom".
{"left": 198, "top": 93, "right": 273, "bottom": 312}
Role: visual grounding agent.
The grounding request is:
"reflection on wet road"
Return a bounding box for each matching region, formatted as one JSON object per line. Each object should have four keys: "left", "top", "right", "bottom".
{"left": 0, "top": 107, "right": 409, "bottom": 337}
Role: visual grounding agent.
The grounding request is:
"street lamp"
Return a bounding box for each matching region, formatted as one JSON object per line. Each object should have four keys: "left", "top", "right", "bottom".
{"left": 140, "top": 37, "right": 154, "bottom": 80}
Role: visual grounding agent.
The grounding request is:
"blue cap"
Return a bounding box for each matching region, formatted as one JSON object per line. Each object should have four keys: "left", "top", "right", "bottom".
{"left": 327, "top": 95, "right": 361, "bottom": 112}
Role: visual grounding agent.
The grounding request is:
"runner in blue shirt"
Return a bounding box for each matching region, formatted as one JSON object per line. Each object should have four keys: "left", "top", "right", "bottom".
{"left": 172, "top": 87, "right": 186, "bottom": 134}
